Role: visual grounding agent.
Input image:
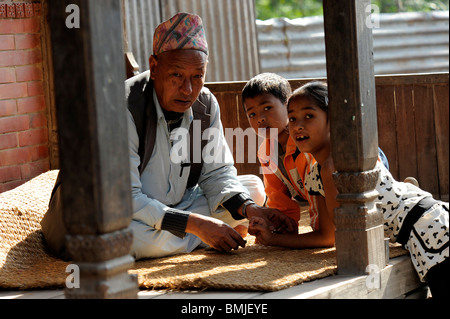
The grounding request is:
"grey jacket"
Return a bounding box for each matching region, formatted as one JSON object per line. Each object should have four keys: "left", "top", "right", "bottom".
{"left": 125, "top": 71, "right": 249, "bottom": 237}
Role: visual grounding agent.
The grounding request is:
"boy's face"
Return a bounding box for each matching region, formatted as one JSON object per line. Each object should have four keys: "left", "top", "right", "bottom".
{"left": 244, "top": 93, "right": 289, "bottom": 139}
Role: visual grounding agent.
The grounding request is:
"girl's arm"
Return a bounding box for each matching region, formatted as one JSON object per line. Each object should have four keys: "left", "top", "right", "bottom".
{"left": 249, "top": 155, "right": 339, "bottom": 249}
{"left": 320, "top": 155, "right": 339, "bottom": 227}
{"left": 249, "top": 194, "right": 335, "bottom": 248}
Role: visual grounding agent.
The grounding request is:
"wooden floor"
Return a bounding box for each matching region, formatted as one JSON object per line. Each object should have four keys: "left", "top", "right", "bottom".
{"left": 0, "top": 208, "right": 431, "bottom": 300}
{"left": 0, "top": 256, "right": 430, "bottom": 300}
{"left": 0, "top": 285, "right": 430, "bottom": 300}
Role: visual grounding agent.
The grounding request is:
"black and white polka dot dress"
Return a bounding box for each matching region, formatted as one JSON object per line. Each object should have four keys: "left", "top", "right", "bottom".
{"left": 305, "top": 160, "right": 449, "bottom": 281}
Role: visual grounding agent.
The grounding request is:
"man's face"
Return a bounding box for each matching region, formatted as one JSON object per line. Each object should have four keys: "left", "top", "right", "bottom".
{"left": 150, "top": 50, "right": 208, "bottom": 113}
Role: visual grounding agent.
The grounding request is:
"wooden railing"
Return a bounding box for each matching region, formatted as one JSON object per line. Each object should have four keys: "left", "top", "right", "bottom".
{"left": 206, "top": 72, "right": 449, "bottom": 201}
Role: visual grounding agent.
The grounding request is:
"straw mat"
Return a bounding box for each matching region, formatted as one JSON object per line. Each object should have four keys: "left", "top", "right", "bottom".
{"left": 0, "top": 170, "right": 408, "bottom": 291}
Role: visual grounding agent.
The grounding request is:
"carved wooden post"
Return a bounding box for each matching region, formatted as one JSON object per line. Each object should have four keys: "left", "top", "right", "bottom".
{"left": 48, "top": 0, "right": 138, "bottom": 298}
{"left": 323, "top": 0, "right": 385, "bottom": 274}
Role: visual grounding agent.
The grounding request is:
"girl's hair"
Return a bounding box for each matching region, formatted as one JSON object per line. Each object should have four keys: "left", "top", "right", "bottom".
{"left": 288, "top": 81, "right": 328, "bottom": 113}
{"left": 242, "top": 73, "right": 292, "bottom": 107}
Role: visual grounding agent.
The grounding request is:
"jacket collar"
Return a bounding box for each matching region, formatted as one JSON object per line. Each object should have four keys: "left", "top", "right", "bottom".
{"left": 258, "top": 136, "right": 298, "bottom": 162}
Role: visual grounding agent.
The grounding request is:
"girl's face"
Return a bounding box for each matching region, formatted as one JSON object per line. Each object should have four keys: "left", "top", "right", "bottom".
{"left": 244, "top": 93, "right": 289, "bottom": 140}
{"left": 288, "top": 96, "right": 330, "bottom": 156}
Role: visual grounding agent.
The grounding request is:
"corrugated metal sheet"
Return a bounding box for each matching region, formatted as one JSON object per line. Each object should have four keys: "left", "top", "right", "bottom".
{"left": 123, "top": 0, "right": 161, "bottom": 72}
{"left": 258, "top": 11, "right": 449, "bottom": 78}
{"left": 123, "top": 0, "right": 260, "bottom": 82}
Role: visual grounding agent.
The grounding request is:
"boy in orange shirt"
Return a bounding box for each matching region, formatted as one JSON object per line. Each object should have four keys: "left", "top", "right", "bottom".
{"left": 242, "top": 73, "right": 320, "bottom": 230}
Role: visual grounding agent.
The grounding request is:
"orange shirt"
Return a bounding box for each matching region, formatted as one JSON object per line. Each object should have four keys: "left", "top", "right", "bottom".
{"left": 258, "top": 136, "right": 319, "bottom": 229}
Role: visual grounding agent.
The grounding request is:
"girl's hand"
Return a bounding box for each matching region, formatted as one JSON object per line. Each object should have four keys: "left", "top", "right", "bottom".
{"left": 246, "top": 204, "right": 297, "bottom": 234}
{"left": 248, "top": 216, "right": 275, "bottom": 246}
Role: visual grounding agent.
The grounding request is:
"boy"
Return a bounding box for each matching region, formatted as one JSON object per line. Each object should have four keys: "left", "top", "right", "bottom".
{"left": 242, "top": 73, "right": 320, "bottom": 229}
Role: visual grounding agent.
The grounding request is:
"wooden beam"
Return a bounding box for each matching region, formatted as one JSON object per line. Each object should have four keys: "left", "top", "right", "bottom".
{"left": 323, "top": 0, "right": 385, "bottom": 275}
{"left": 48, "top": 0, "right": 138, "bottom": 298}
{"left": 204, "top": 73, "right": 449, "bottom": 93}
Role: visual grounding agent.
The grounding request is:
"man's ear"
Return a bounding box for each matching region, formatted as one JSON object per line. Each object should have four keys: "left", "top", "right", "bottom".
{"left": 149, "top": 55, "right": 158, "bottom": 80}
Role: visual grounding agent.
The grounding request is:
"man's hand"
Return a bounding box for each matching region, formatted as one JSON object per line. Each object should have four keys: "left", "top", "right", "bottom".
{"left": 245, "top": 204, "right": 297, "bottom": 234}
{"left": 185, "top": 214, "right": 247, "bottom": 252}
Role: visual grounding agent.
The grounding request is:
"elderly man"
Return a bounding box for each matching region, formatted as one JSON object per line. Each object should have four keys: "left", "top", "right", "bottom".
{"left": 126, "top": 12, "right": 296, "bottom": 259}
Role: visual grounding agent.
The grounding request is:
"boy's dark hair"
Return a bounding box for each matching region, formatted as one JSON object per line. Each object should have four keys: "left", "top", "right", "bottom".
{"left": 241, "top": 73, "right": 292, "bottom": 109}
{"left": 288, "top": 81, "right": 328, "bottom": 113}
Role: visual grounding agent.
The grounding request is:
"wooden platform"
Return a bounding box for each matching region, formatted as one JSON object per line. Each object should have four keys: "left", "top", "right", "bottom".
{"left": 0, "top": 255, "right": 429, "bottom": 300}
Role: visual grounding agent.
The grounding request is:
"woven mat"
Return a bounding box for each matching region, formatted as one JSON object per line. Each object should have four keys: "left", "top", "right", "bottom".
{"left": 0, "top": 170, "right": 408, "bottom": 291}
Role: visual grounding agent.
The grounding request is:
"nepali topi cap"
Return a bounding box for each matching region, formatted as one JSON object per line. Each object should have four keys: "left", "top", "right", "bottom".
{"left": 153, "top": 12, "right": 208, "bottom": 56}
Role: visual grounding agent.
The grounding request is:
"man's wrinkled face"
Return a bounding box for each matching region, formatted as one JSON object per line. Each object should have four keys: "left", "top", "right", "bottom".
{"left": 150, "top": 50, "right": 208, "bottom": 113}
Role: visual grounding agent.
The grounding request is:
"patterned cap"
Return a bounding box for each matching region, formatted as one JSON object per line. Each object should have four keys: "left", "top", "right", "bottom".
{"left": 153, "top": 12, "right": 208, "bottom": 56}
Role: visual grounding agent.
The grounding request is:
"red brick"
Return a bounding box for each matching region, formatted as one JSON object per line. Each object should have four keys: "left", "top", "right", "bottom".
{"left": 15, "top": 4, "right": 25, "bottom": 19}
{"left": 0, "top": 82, "right": 27, "bottom": 99}
{"left": 0, "top": 99, "right": 17, "bottom": 116}
{"left": 0, "top": 49, "right": 42, "bottom": 67}
{"left": 15, "top": 33, "right": 40, "bottom": 50}
{"left": 24, "top": 3, "right": 34, "bottom": 18}
{"left": 17, "top": 96, "right": 46, "bottom": 113}
{"left": 0, "top": 35, "right": 14, "bottom": 50}
{"left": 0, "top": 115, "right": 29, "bottom": 134}
{"left": 0, "top": 4, "right": 6, "bottom": 19}
{"left": 30, "top": 144, "right": 49, "bottom": 161}
{"left": 0, "top": 147, "right": 32, "bottom": 166}
{"left": 22, "top": 18, "right": 40, "bottom": 33}
{"left": 0, "top": 165, "right": 21, "bottom": 183}
{"left": 20, "top": 160, "right": 49, "bottom": 180}
{"left": 27, "top": 81, "right": 44, "bottom": 96}
{"left": 0, "top": 132, "right": 18, "bottom": 150}
{"left": 33, "top": 3, "right": 41, "bottom": 17}
{"left": 0, "top": 19, "right": 23, "bottom": 34}
{"left": 30, "top": 112, "right": 48, "bottom": 128}
{"left": 0, "top": 179, "right": 24, "bottom": 193}
{"left": 0, "top": 50, "right": 15, "bottom": 67}
{"left": 18, "top": 128, "right": 48, "bottom": 147}
{"left": 6, "top": 4, "right": 15, "bottom": 18}
{"left": 15, "top": 65, "right": 43, "bottom": 82}
{"left": 0, "top": 18, "right": 40, "bottom": 35}
{"left": 0, "top": 67, "right": 16, "bottom": 83}
{"left": 21, "top": 48, "right": 42, "bottom": 65}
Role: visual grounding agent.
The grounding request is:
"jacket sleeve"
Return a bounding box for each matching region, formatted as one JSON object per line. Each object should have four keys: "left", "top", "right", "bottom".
{"left": 262, "top": 167, "right": 300, "bottom": 227}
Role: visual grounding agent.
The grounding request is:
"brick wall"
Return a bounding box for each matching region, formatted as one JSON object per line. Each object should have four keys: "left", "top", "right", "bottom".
{"left": 0, "top": 1, "right": 50, "bottom": 193}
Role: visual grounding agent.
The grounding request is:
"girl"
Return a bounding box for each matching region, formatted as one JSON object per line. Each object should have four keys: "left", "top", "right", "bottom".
{"left": 249, "top": 81, "right": 449, "bottom": 299}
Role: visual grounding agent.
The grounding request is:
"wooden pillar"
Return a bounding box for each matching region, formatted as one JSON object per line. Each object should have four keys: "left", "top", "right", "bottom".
{"left": 323, "top": 0, "right": 385, "bottom": 274}
{"left": 48, "top": 0, "right": 138, "bottom": 298}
